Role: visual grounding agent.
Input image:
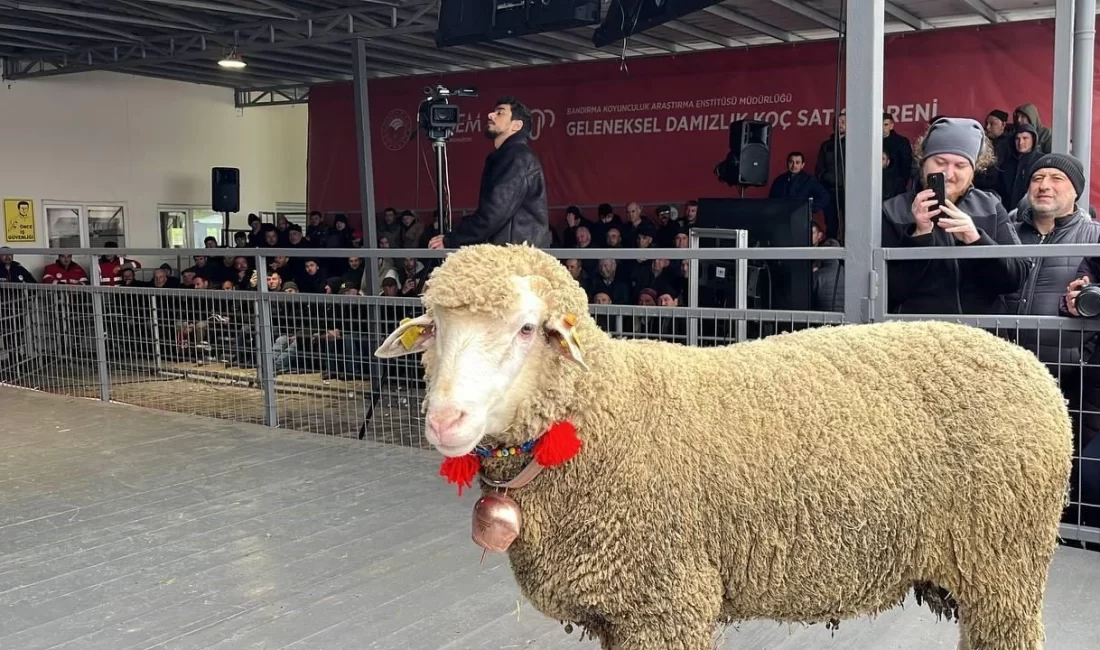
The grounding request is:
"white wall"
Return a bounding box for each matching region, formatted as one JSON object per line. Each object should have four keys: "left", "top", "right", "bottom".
{"left": 0, "top": 70, "right": 307, "bottom": 276}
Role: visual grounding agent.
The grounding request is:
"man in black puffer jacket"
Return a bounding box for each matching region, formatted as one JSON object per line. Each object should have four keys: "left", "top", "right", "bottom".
{"left": 881, "top": 117, "right": 1026, "bottom": 314}
{"left": 429, "top": 96, "right": 551, "bottom": 250}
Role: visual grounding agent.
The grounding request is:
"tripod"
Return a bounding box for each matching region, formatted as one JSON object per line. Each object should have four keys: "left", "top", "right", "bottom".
{"left": 431, "top": 138, "right": 451, "bottom": 235}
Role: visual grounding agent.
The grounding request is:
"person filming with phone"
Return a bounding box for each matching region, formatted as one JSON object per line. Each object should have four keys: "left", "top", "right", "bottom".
{"left": 881, "top": 116, "right": 1026, "bottom": 314}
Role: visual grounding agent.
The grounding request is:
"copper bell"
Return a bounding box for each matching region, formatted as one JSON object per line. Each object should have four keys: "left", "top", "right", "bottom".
{"left": 472, "top": 492, "right": 522, "bottom": 552}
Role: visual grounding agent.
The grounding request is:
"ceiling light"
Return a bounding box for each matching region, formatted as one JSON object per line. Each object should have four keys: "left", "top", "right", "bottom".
{"left": 218, "top": 51, "right": 246, "bottom": 69}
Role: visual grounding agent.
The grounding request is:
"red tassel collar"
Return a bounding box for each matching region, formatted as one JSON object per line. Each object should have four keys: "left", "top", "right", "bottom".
{"left": 438, "top": 421, "right": 581, "bottom": 496}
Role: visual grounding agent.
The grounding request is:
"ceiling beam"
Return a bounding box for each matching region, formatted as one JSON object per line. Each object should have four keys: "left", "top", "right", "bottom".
{"left": 495, "top": 37, "right": 592, "bottom": 61}
{"left": 139, "top": 0, "right": 292, "bottom": 20}
{"left": 0, "top": 30, "right": 72, "bottom": 50}
{"left": 116, "top": 65, "right": 237, "bottom": 87}
{"left": 0, "top": 20, "right": 140, "bottom": 42}
{"left": 765, "top": 0, "right": 842, "bottom": 32}
{"left": 165, "top": 58, "right": 324, "bottom": 84}
{"left": 3, "top": 7, "right": 436, "bottom": 80}
{"left": 884, "top": 2, "right": 932, "bottom": 30}
{"left": 44, "top": 12, "right": 147, "bottom": 42}
{"left": 110, "top": 0, "right": 217, "bottom": 31}
{"left": 235, "top": 85, "right": 311, "bottom": 108}
{"left": 316, "top": 41, "right": 466, "bottom": 72}
{"left": 958, "top": 0, "right": 1005, "bottom": 23}
{"left": 250, "top": 0, "right": 301, "bottom": 19}
{"left": 662, "top": 19, "right": 747, "bottom": 48}
{"left": 701, "top": 5, "right": 804, "bottom": 42}
{"left": 0, "top": 1, "right": 211, "bottom": 32}
{"left": 0, "top": 37, "right": 69, "bottom": 51}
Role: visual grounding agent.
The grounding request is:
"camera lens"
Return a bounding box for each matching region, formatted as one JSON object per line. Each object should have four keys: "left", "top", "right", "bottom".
{"left": 1076, "top": 285, "right": 1100, "bottom": 318}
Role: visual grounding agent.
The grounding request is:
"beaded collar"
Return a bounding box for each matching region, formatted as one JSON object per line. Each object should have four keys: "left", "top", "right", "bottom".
{"left": 438, "top": 421, "right": 581, "bottom": 496}
{"left": 474, "top": 438, "right": 537, "bottom": 458}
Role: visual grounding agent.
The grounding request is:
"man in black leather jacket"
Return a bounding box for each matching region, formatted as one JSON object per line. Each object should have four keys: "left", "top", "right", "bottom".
{"left": 429, "top": 96, "right": 551, "bottom": 250}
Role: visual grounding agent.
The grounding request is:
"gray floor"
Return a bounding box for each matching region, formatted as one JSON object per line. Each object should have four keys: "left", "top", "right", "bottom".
{"left": 0, "top": 388, "right": 1096, "bottom": 650}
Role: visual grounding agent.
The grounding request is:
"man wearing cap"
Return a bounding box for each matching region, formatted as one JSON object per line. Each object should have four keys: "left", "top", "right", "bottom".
{"left": 881, "top": 116, "right": 1026, "bottom": 314}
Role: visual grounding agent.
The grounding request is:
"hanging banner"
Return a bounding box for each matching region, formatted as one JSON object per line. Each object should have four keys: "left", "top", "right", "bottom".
{"left": 3, "top": 198, "right": 36, "bottom": 243}
{"left": 308, "top": 20, "right": 1072, "bottom": 219}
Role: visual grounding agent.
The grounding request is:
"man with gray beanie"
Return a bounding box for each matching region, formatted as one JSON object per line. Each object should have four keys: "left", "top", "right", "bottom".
{"left": 881, "top": 116, "right": 1026, "bottom": 314}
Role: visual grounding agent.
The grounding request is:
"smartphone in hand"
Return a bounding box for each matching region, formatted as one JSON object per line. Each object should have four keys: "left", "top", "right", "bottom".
{"left": 927, "top": 172, "right": 946, "bottom": 224}
{"left": 928, "top": 172, "right": 946, "bottom": 221}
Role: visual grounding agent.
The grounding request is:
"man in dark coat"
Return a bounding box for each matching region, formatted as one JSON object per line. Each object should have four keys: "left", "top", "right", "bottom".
{"left": 429, "top": 96, "right": 551, "bottom": 250}
{"left": 882, "top": 111, "right": 913, "bottom": 196}
{"left": 769, "top": 151, "right": 832, "bottom": 214}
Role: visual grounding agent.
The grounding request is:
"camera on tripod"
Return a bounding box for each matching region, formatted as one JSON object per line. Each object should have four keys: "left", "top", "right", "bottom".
{"left": 418, "top": 84, "right": 478, "bottom": 141}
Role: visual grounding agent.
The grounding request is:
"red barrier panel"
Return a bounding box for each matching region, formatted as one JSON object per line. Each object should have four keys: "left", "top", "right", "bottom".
{"left": 308, "top": 19, "right": 1087, "bottom": 219}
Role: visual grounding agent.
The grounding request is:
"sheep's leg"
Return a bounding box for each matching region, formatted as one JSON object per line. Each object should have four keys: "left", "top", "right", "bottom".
{"left": 605, "top": 620, "right": 715, "bottom": 650}
{"left": 955, "top": 595, "right": 1045, "bottom": 650}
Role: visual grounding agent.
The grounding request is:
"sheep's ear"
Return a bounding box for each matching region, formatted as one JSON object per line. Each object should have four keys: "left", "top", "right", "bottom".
{"left": 375, "top": 313, "right": 434, "bottom": 358}
{"left": 543, "top": 312, "right": 589, "bottom": 371}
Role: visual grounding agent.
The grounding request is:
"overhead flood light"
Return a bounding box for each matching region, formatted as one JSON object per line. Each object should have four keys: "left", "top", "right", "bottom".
{"left": 217, "top": 50, "right": 246, "bottom": 69}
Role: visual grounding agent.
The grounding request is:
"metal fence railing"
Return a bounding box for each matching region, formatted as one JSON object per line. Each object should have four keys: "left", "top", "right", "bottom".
{"left": 1, "top": 241, "right": 1098, "bottom": 547}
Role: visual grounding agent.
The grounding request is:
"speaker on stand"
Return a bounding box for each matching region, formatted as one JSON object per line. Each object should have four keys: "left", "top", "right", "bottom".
{"left": 713, "top": 120, "right": 772, "bottom": 196}
{"left": 212, "top": 167, "right": 240, "bottom": 246}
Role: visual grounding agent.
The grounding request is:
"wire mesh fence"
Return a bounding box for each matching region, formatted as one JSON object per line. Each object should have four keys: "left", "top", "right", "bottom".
{"left": 4, "top": 241, "right": 1100, "bottom": 546}
{"left": 0, "top": 280, "right": 845, "bottom": 447}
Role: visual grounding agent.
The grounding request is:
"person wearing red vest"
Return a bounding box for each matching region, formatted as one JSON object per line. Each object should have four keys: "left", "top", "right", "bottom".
{"left": 42, "top": 254, "right": 88, "bottom": 285}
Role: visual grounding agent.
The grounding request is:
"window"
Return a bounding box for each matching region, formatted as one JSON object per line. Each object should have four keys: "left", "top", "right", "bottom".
{"left": 158, "top": 205, "right": 226, "bottom": 248}
{"left": 275, "top": 202, "right": 307, "bottom": 229}
{"left": 45, "top": 202, "right": 127, "bottom": 248}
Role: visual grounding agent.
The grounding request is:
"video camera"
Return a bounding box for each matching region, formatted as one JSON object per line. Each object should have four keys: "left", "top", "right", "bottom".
{"left": 418, "top": 84, "right": 478, "bottom": 141}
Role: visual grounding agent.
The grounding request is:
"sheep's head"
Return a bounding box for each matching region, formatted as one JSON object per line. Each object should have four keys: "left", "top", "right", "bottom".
{"left": 374, "top": 244, "right": 594, "bottom": 458}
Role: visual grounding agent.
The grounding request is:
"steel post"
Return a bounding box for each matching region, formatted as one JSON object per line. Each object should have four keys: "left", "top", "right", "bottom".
{"left": 254, "top": 254, "right": 279, "bottom": 427}
{"left": 1072, "top": 0, "right": 1095, "bottom": 212}
{"left": 843, "top": 0, "right": 884, "bottom": 323}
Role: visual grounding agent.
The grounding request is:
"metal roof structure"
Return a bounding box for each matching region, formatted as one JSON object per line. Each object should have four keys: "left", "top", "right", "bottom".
{"left": 0, "top": 0, "right": 1073, "bottom": 108}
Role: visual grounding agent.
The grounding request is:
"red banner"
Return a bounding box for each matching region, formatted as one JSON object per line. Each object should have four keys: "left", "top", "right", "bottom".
{"left": 308, "top": 19, "right": 1084, "bottom": 223}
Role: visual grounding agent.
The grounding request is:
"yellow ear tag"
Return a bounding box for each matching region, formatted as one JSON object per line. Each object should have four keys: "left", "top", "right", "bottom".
{"left": 561, "top": 313, "right": 581, "bottom": 350}
{"left": 398, "top": 317, "right": 426, "bottom": 351}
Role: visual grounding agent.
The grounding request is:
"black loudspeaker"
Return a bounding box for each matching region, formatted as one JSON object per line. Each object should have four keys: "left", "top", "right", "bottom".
{"left": 212, "top": 167, "right": 240, "bottom": 212}
{"left": 727, "top": 120, "right": 771, "bottom": 186}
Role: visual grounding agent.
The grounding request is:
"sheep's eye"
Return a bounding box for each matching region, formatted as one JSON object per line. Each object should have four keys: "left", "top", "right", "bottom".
{"left": 519, "top": 323, "right": 536, "bottom": 337}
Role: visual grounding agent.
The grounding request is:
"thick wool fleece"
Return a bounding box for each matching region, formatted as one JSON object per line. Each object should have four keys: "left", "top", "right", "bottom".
{"left": 418, "top": 245, "right": 1073, "bottom": 650}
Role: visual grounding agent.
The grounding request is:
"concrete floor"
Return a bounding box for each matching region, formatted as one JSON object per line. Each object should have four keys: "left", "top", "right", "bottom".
{"left": 0, "top": 387, "right": 1097, "bottom": 650}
